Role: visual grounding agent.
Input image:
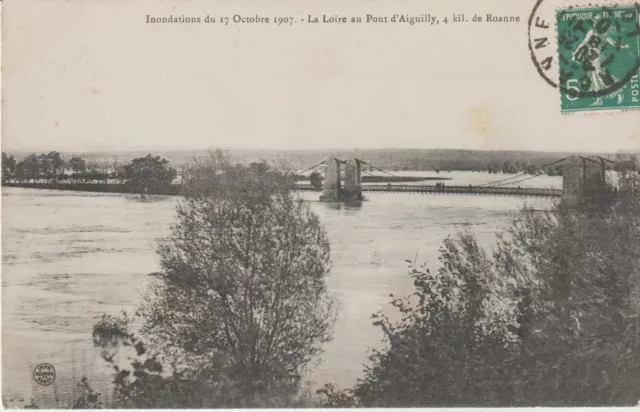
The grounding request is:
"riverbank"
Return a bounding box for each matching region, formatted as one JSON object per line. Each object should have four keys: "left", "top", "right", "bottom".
{"left": 1, "top": 177, "right": 452, "bottom": 196}
{"left": 1, "top": 182, "right": 184, "bottom": 195}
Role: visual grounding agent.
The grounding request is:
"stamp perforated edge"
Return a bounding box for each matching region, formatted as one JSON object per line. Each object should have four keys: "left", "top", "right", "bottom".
{"left": 554, "top": 1, "right": 640, "bottom": 115}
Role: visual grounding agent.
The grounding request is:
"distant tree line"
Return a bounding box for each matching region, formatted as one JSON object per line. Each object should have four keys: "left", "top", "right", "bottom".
{"left": 2, "top": 152, "right": 177, "bottom": 195}
{"left": 2, "top": 151, "right": 117, "bottom": 183}
{"left": 487, "top": 160, "right": 543, "bottom": 174}
{"left": 384, "top": 159, "right": 567, "bottom": 175}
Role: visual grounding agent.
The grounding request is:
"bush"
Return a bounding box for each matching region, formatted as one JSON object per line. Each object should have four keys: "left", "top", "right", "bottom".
{"left": 319, "top": 155, "right": 640, "bottom": 407}
{"left": 94, "top": 152, "right": 336, "bottom": 407}
{"left": 334, "top": 232, "right": 519, "bottom": 407}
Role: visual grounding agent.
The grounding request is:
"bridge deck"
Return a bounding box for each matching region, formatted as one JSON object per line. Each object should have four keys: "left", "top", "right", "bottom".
{"left": 294, "top": 184, "right": 562, "bottom": 197}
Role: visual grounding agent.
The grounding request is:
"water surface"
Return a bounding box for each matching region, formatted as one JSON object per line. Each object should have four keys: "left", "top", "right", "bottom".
{"left": 2, "top": 171, "right": 559, "bottom": 407}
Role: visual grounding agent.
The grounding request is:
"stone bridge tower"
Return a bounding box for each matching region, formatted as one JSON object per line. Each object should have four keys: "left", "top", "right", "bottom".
{"left": 319, "top": 157, "right": 363, "bottom": 202}
{"left": 343, "top": 158, "right": 363, "bottom": 202}
{"left": 320, "top": 157, "right": 342, "bottom": 202}
{"left": 562, "top": 155, "right": 606, "bottom": 206}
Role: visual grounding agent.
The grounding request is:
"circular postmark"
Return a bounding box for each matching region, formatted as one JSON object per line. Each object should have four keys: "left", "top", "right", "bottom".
{"left": 528, "top": 0, "right": 640, "bottom": 101}
{"left": 33, "top": 363, "right": 56, "bottom": 386}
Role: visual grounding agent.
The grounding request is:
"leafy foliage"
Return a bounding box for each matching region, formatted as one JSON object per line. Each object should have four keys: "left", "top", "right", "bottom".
{"left": 140, "top": 155, "right": 335, "bottom": 390}
{"left": 124, "top": 154, "right": 177, "bottom": 195}
{"left": 344, "top": 233, "right": 519, "bottom": 407}
{"left": 68, "top": 156, "right": 87, "bottom": 175}
{"left": 92, "top": 312, "right": 135, "bottom": 348}
{"left": 94, "top": 328, "right": 317, "bottom": 408}
{"left": 91, "top": 151, "right": 335, "bottom": 407}
{"left": 309, "top": 171, "right": 324, "bottom": 190}
{"left": 1, "top": 152, "right": 17, "bottom": 183}
{"left": 72, "top": 377, "right": 103, "bottom": 409}
{"left": 2, "top": 151, "right": 128, "bottom": 184}
{"left": 319, "top": 155, "right": 640, "bottom": 407}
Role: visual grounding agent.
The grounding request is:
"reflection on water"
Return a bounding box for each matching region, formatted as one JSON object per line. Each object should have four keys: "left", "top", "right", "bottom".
{"left": 2, "top": 172, "right": 559, "bottom": 406}
{"left": 322, "top": 201, "right": 364, "bottom": 211}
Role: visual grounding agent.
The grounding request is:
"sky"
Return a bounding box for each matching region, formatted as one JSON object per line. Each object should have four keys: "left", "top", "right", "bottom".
{"left": 2, "top": 0, "right": 639, "bottom": 153}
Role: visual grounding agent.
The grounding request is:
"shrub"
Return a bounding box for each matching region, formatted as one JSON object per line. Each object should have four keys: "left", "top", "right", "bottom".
{"left": 320, "top": 155, "right": 640, "bottom": 407}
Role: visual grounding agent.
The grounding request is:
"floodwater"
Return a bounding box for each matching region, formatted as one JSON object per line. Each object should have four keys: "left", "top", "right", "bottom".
{"left": 1, "top": 171, "right": 560, "bottom": 407}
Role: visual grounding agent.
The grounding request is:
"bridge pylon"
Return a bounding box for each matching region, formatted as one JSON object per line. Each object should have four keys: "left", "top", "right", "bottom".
{"left": 319, "top": 157, "right": 363, "bottom": 202}
{"left": 320, "top": 157, "right": 342, "bottom": 202}
{"left": 562, "top": 155, "right": 607, "bottom": 206}
{"left": 343, "top": 158, "right": 363, "bottom": 202}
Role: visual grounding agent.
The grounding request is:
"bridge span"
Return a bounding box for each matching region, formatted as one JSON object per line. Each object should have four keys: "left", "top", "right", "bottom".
{"left": 294, "top": 183, "right": 562, "bottom": 197}
{"left": 298, "top": 155, "right": 611, "bottom": 202}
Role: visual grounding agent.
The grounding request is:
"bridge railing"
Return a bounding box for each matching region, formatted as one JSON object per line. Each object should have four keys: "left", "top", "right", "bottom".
{"left": 294, "top": 183, "right": 562, "bottom": 197}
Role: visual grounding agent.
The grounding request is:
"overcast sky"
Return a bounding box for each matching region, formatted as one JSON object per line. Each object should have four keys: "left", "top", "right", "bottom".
{"left": 2, "top": 0, "right": 639, "bottom": 153}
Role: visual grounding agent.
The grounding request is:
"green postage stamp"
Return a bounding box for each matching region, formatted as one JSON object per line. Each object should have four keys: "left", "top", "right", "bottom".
{"left": 557, "top": 5, "right": 640, "bottom": 113}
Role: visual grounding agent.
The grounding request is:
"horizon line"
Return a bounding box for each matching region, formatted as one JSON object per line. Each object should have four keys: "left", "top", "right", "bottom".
{"left": 1, "top": 146, "right": 635, "bottom": 155}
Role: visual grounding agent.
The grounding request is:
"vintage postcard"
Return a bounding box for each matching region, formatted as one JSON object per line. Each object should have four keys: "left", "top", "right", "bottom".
{"left": 2, "top": 0, "right": 640, "bottom": 408}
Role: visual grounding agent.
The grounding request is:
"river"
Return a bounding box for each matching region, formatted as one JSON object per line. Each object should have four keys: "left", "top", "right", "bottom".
{"left": 1, "top": 171, "right": 560, "bottom": 407}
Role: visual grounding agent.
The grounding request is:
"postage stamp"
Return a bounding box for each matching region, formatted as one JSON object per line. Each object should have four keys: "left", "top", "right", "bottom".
{"left": 557, "top": 5, "right": 640, "bottom": 113}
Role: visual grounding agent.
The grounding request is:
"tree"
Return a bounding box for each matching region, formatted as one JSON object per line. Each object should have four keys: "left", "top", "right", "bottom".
{"left": 92, "top": 316, "right": 314, "bottom": 408}
{"left": 487, "top": 162, "right": 501, "bottom": 174}
{"left": 46, "top": 151, "right": 65, "bottom": 183}
{"left": 22, "top": 153, "right": 41, "bottom": 182}
{"left": 614, "top": 153, "right": 640, "bottom": 195}
{"left": 38, "top": 154, "right": 52, "bottom": 182}
{"left": 331, "top": 232, "right": 518, "bottom": 407}
{"left": 2, "top": 152, "right": 17, "bottom": 183}
{"left": 133, "top": 154, "right": 335, "bottom": 402}
{"left": 14, "top": 161, "right": 27, "bottom": 183}
{"left": 180, "top": 149, "right": 232, "bottom": 193}
{"left": 115, "top": 165, "right": 127, "bottom": 184}
{"left": 68, "top": 156, "right": 87, "bottom": 181}
{"left": 492, "top": 161, "right": 640, "bottom": 405}
{"left": 309, "top": 171, "right": 324, "bottom": 190}
{"left": 124, "top": 154, "right": 177, "bottom": 196}
{"left": 501, "top": 161, "right": 518, "bottom": 174}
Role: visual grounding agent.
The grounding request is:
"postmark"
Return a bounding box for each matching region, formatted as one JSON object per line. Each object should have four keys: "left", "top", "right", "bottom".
{"left": 528, "top": 0, "right": 640, "bottom": 113}
{"left": 529, "top": 0, "right": 560, "bottom": 89}
{"left": 33, "top": 363, "right": 56, "bottom": 386}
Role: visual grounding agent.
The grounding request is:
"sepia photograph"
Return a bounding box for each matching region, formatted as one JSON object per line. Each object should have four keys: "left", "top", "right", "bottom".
{"left": 2, "top": 0, "right": 640, "bottom": 408}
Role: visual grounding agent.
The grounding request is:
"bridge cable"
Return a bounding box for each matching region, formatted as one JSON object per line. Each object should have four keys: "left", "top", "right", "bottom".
{"left": 476, "top": 157, "right": 568, "bottom": 187}
{"left": 580, "top": 155, "right": 616, "bottom": 165}
{"left": 486, "top": 164, "right": 564, "bottom": 187}
{"left": 296, "top": 160, "right": 327, "bottom": 176}
{"left": 485, "top": 156, "right": 613, "bottom": 187}
{"left": 579, "top": 156, "right": 602, "bottom": 164}
{"left": 591, "top": 156, "right": 616, "bottom": 164}
{"left": 356, "top": 159, "right": 396, "bottom": 177}
{"left": 478, "top": 157, "right": 567, "bottom": 187}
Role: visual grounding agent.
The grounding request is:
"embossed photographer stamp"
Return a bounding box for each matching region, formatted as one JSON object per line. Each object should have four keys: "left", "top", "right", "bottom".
{"left": 557, "top": 4, "right": 640, "bottom": 113}
{"left": 33, "top": 363, "right": 56, "bottom": 386}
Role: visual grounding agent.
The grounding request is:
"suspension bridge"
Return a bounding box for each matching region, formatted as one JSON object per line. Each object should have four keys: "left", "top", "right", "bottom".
{"left": 294, "top": 155, "right": 613, "bottom": 203}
